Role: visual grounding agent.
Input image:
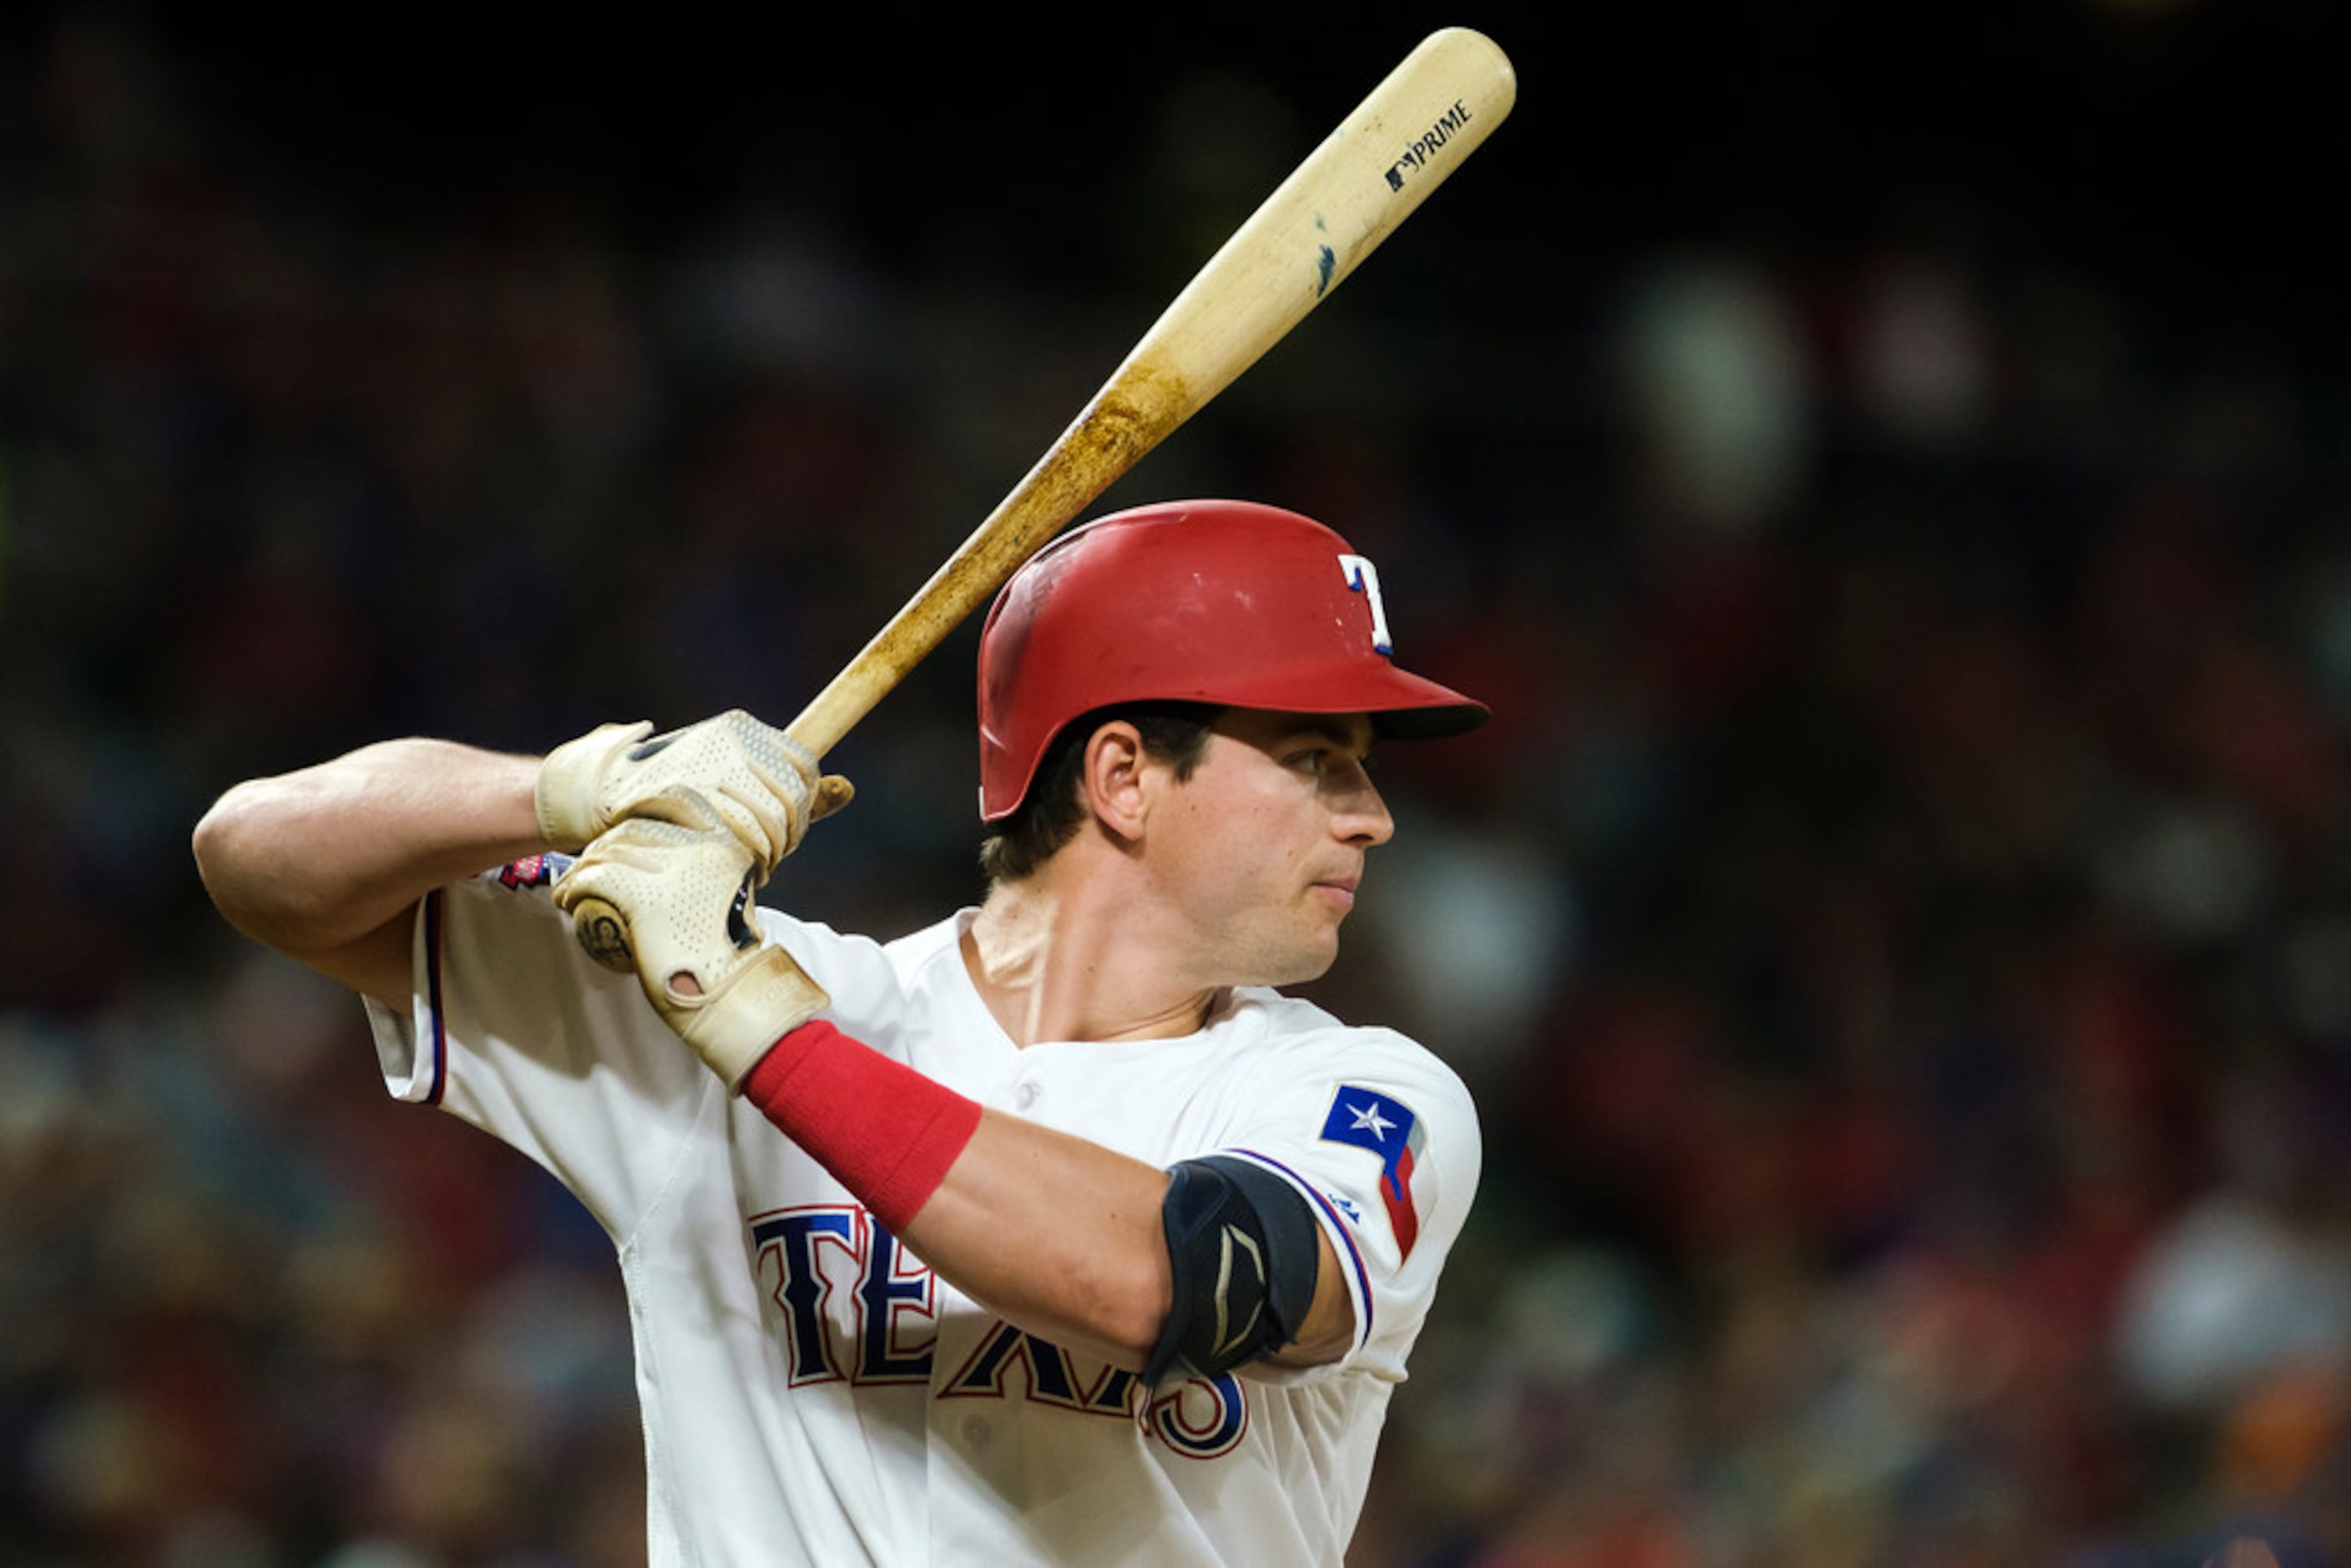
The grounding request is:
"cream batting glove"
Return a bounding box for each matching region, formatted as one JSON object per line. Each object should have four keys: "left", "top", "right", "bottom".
{"left": 551, "top": 792, "right": 831, "bottom": 1090}
{"left": 534, "top": 710, "right": 853, "bottom": 878}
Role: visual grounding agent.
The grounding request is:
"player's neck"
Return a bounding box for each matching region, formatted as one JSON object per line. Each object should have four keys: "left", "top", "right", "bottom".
{"left": 965, "top": 873, "right": 1222, "bottom": 1048}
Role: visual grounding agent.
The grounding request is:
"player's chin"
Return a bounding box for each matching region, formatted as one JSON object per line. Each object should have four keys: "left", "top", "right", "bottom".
{"left": 1226, "top": 904, "right": 1348, "bottom": 988}
{"left": 1256, "top": 954, "right": 1339, "bottom": 991}
{"left": 1265, "top": 924, "right": 1344, "bottom": 987}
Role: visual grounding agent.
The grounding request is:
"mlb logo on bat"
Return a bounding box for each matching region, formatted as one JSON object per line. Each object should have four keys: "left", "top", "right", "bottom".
{"left": 1319, "top": 1086, "right": 1429, "bottom": 1260}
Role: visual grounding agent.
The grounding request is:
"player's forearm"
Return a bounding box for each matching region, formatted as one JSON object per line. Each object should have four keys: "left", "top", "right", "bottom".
{"left": 734, "top": 1022, "right": 1176, "bottom": 1368}
{"left": 194, "top": 738, "right": 545, "bottom": 957}
{"left": 897, "top": 1111, "right": 1174, "bottom": 1369}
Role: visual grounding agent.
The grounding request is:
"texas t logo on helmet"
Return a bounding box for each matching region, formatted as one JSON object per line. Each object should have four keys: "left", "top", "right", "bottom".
{"left": 973, "top": 499, "right": 1489, "bottom": 822}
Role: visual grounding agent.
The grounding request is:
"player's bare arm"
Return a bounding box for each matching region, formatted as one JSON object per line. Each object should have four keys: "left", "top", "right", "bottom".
{"left": 897, "top": 1110, "right": 1357, "bottom": 1372}
{"left": 193, "top": 709, "right": 843, "bottom": 1014}
{"left": 192, "top": 741, "right": 545, "bottom": 1011}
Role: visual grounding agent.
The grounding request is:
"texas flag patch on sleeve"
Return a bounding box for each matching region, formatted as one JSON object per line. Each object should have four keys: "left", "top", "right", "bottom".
{"left": 1320, "top": 1086, "right": 1430, "bottom": 1262}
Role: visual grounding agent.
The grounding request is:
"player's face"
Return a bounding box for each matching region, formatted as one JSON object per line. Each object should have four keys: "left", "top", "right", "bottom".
{"left": 1146, "top": 708, "right": 1394, "bottom": 987}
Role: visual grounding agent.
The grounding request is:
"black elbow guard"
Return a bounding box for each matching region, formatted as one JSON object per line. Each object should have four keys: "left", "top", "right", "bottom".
{"left": 1144, "top": 1155, "right": 1322, "bottom": 1387}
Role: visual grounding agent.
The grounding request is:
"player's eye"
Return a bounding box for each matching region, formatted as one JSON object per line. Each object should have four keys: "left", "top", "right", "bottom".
{"left": 1274, "top": 721, "right": 1376, "bottom": 780}
{"left": 1292, "top": 745, "right": 1377, "bottom": 785}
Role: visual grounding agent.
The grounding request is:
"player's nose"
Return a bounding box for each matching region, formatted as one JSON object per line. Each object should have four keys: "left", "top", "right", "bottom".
{"left": 1331, "top": 769, "right": 1394, "bottom": 847}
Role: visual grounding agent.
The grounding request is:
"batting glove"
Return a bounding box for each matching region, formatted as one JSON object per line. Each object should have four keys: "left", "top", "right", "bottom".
{"left": 551, "top": 791, "right": 831, "bottom": 1090}
{"left": 534, "top": 710, "right": 853, "bottom": 878}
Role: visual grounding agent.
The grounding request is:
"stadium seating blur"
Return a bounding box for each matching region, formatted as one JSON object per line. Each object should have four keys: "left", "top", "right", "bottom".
{"left": 4, "top": 7, "right": 2344, "bottom": 1563}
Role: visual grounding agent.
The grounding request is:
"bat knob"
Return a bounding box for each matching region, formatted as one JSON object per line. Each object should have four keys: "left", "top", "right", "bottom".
{"left": 568, "top": 895, "right": 638, "bottom": 974}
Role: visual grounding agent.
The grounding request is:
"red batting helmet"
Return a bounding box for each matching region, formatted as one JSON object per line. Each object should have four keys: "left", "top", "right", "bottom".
{"left": 975, "top": 498, "right": 1488, "bottom": 822}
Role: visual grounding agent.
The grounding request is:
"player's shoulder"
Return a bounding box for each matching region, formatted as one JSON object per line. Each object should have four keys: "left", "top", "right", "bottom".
{"left": 1222, "top": 984, "right": 1429, "bottom": 1053}
{"left": 1221, "top": 987, "right": 1474, "bottom": 1102}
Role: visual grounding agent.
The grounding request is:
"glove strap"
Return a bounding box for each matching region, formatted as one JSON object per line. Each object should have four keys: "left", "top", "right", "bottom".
{"left": 741, "top": 1020, "right": 984, "bottom": 1234}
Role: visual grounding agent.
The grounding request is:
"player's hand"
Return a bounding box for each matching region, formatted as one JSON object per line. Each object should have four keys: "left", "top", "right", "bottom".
{"left": 551, "top": 791, "right": 831, "bottom": 1089}
{"left": 534, "top": 710, "right": 855, "bottom": 878}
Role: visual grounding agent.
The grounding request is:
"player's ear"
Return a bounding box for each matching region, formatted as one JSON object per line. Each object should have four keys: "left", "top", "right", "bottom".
{"left": 1081, "top": 721, "right": 1151, "bottom": 843}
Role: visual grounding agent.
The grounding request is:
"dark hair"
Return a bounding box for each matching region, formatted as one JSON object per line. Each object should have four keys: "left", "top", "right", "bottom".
{"left": 978, "top": 703, "right": 1221, "bottom": 883}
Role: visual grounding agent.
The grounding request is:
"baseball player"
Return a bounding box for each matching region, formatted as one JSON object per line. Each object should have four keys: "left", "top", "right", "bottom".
{"left": 193, "top": 498, "right": 1489, "bottom": 1565}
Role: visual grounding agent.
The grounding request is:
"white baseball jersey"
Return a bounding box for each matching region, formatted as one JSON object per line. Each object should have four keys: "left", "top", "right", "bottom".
{"left": 363, "top": 855, "right": 1481, "bottom": 1566}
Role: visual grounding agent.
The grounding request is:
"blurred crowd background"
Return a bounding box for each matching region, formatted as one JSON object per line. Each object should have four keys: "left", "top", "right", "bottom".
{"left": 6, "top": 3, "right": 2351, "bottom": 1564}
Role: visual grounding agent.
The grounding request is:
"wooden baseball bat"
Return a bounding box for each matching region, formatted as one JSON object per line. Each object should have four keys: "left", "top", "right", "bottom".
{"left": 786, "top": 27, "right": 1516, "bottom": 758}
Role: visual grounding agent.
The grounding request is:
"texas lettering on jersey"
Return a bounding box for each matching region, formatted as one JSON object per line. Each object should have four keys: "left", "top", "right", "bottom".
{"left": 750, "top": 1206, "right": 1249, "bottom": 1459}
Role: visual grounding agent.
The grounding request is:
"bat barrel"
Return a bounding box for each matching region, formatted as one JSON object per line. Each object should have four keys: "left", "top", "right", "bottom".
{"left": 784, "top": 28, "right": 1514, "bottom": 764}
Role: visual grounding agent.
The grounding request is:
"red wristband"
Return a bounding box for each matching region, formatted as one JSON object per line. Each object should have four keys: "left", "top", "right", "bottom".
{"left": 740, "top": 1019, "right": 984, "bottom": 1234}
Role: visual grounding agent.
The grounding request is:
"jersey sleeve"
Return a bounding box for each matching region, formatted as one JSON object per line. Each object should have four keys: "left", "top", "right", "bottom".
{"left": 1213, "top": 1022, "right": 1483, "bottom": 1388}
{"left": 361, "top": 856, "right": 722, "bottom": 1241}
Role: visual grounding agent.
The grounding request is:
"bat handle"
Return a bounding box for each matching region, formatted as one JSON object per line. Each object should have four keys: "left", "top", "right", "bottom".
{"left": 788, "top": 680, "right": 882, "bottom": 761}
